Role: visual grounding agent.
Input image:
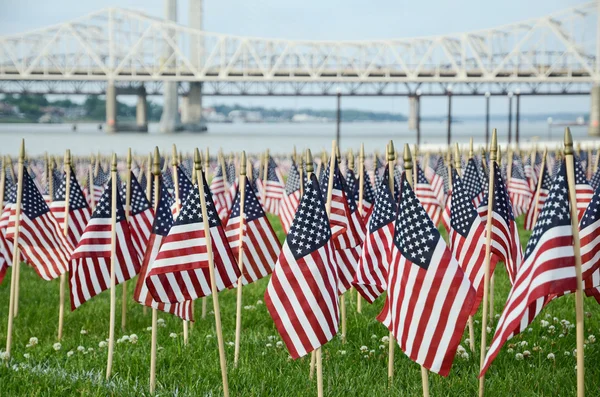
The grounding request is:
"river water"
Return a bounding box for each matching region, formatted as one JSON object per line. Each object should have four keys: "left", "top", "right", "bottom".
{"left": 0, "top": 121, "right": 594, "bottom": 155}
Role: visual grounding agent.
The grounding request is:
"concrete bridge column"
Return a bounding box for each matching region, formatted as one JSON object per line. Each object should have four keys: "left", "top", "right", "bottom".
{"left": 182, "top": 82, "right": 205, "bottom": 131}
{"left": 136, "top": 86, "right": 148, "bottom": 132}
{"left": 106, "top": 82, "right": 117, "bottom": 133}
{"left": 590, "top": 84, "right": 600, "bottom": 136}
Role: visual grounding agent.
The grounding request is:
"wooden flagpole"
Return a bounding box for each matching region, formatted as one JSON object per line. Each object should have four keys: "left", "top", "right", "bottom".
{"left": 234, "top": 151, "right": 247, "bottom": 367}
{"left": 564, "top": 128, "right": 586, "bottom": 397}
{"left": 404, "top": 143, "right": 430, "bottom": 397}
{"left": 489, "top": 145, "right": 503, "bottom": 325}
{"left": 201, "top": 148, "right": 210, "bottom": 320}
{"left": 89, "top": 155, "right": 96, "bottom": 211}
{"left": 479, "top": 129, "right": 497, "bottom": 397}
{"left": 462, "top": 141, "right": 475, "bottom": 353}
{"left": 5, "top": 140, "right": 25, "bottom": 363}
{"left": 196, "top": 148, "right": 230, "bottom": 397}
{"left": 122, "top": 148, "right": 132, "bottom": 332}
{"left": 262, "top": 149, "right": 269, "bottom": 205}
{"left": 594, "top": 146, "right": 600, "bottom": 174}
{"left": 306, "top": 149, "right": 317, "bottom": 381}
{"left": 386, "top": 141, "right": 396, "bottom": 385}
{"left": 356, "top": 144, "right": 365, "bottom": 313}
{"left": 149, "top": 147, "right": 160, "bottom": 394}
{"left": 530, "top": 149, "right": 548, "bottom": 227}
{"left": 58, "top": 150, "right": 71, "bottom": 341}
{"left": 106, "top": 153, "right": 118, "bottom": 380}
{"left": 171, "top": 144, "right": 189, "bottom": 346}
{"left": 332, "top": 146, "right": 348, "bottom": 344}
{"left": 143, "top": 152, "right": 152, "bottom": 317}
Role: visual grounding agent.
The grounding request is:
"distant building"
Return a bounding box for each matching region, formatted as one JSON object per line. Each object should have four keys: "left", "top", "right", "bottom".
{"left": 0, "top": 102, "right": 18, "bottom": 116}
{"left": 228, "top": 110, "right": 263, "bottom": 123}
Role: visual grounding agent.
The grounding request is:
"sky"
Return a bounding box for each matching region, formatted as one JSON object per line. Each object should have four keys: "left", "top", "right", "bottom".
{"left": 0, "top": 0, "right": 592, "bottom": 117}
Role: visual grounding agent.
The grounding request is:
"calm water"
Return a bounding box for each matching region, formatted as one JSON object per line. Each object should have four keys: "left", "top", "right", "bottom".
{"left": 0, "top": 121, "right": 594, "bottom": 155}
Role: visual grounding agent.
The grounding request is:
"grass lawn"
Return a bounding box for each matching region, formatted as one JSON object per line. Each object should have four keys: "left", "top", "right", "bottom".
{"left": 0, "top": 214, "right": 598, "bottom": 396}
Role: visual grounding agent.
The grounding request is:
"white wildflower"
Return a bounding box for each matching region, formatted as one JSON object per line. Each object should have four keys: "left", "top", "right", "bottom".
{"left": 77, "top": 346, "right": 85, "bottom": 352}
{"left": 564, "top": 351, "right": 571, "bottom": 356}
{"left": 520, "top": 341, "right": 528, "bottom": 347}
{"left": 371, "top": 334, "right": 377, "bottom": 340}
{"left": 360, "top": 346, "right": 368, "bottom": 353}
{"left": 541, "top": 320, "right": 549, "bottom": 328}
{"left": 544, "top": 313, "right": 551, "bottom": 319}
{"left": 527, "top": 328, "right": 533, "bottom": 333}
{"left": 559, "top": 334, "right": 565, "bottom": 338}
{"left": 276, "top": 341, "right": 283, "bottom": 348}
{"left": 515, "top": 353, "right": 524, "bottom": 361}
{"left": 87, "top": 348, "right": 94, "bottom": 353}
{"left": 486, "top": 326, "right": 492, "bottom": 334}
{"left": 206, "top": 334, "right": 213, "bottom": 339}
{"left": 461, "top": 352, "right": 469, "bottom": 360}
{"left": 338, "top": 350, "right": 346, "bottom": 355}
{"left": 169, "top": 333, "right": 177, "bottom": 339}
{"left": 588, "top": 335, "right": 596, "bottom": 343}
{"left": 80, "top": 329, "right": 88, "bottom": 335}
{"left": 146, "top": 327, "right": 152, "bottom": 332}
{"left": 267, "top": 335, "right": 277, "bottom": 341}
{"left": 52, "top": 343, "right": 61, "bottom": 351}
{"left": 381, "top": 336, "right": 390, "bottom": 343}
{"left": 23, "top": 353, "right": 30, "bottom": 359}
{"left": 522, "top": 350, "right": 531, "bottom": 358}
{"left": 507, "top": 348, "right": 514, "bottom": 354}
{"left": 547, "top": 353, "right": 555, "bottom": 360}
{"left": 379, "top": 345, "right": 385, "bottom": 350}
{"left": 129, "top": 334, "right": 138, "bottom": 344}
{"left": 227, "top": 341, "right": 234, "bottom": 347}
{"left": 98, "top": 341, "right": 107, "bottom": 348}
{"left": 27, "top": 337, "right": 38, "bottom": 348}
{"left": 66, "top": 351, "right": 74, "bottom": 357}
{"left": 266, "top": 343, "right": 273, "bottom": 348}
{"left": 256, "top": 300, "right": 263, "bottom": 306}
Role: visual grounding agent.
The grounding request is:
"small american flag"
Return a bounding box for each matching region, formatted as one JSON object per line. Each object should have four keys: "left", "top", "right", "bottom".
{"left": 134, "top": 179, "right": 192, "bottom": 321}
{"left": 146, "top": 172, "right": 240, "bottom": 303}
{"left": 579, "top": 179, "right": 600, "bottom": 293}
{"left": 261, "top": 156, "right": 285, "bottom": 215}
{"left": 449, "top": 168, "right": 497, "bottom": 314}
{"left": 279, "top": 161, "right": 301, "bottom": 234}
{"left": 225, "top": 176, "right": 281, "bottom": 285}
{"left": 432, "top": 156, "right": 449, "bottom": 205}
{"left": 69, "top": 178, "right": 141, "bottom": 309}
{"left": 508, "top": 154, "right": 533, "bottom": 217}
{"left": 574, "top": 158, "right": 594, "bottom": 222}
{"left": 92, "top": 165, "right": 110, "bottom": 203}
{"left": 123, "top": 173, "right": 154, "bottom": 261}
{"left": 481, "top": 161, "right": 577, "bottom": 376}
{"left": 590, "top": 166, "right": 600, "bottom": 190}
{"left": 378, "top": 172, "right": 475, "bottom": 376}
{"left": 353, "top": 166, "right": 395, "bottom": 304}
{"left": 0, "top": 181, "right": 15, "bottom": 283}
{"left": 463, "top": 158, "right": 485, "bottom": 208}
{"left": 49, "top": 168, "right": 91, "bottom": 247}
{"left": 414, "top": 164, "right": 442, "bottom": 226}
{"left": 6, "top": 171, "right": 73, "bottom": 281}
{"left": 209, "top": 163, "right": 232, "bottom": 222}
{"left": 360, "top": 167, "right": 376, "bottom": 219}
{"left": 170, "top": 166, "right": 194, "bottom": 217}
{"left": 524, "top": 164, "right": 552, "bottom": 231}
{"left": 265, "top": 172, "right": 339, "bottom": 359}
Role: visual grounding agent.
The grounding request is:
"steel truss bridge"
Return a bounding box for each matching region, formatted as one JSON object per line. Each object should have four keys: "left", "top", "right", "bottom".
{"left": 0, "top": 3, "right": 599, "bottom": 97}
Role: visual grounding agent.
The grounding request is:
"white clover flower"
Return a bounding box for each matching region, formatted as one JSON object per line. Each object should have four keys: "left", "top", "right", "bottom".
{"left": 0, "top": 351, "right": 8, "bottom": 361}
{"left": 23, "top": 353, "right": 30, "bottom": 359}
{"left": 157, "top": 346, "right": 164, "bottom": 351}
{"left": 515, "top": 353, "right": 524, "bottom": 361}
{"left": 464, "top": 338, "right": 470, "bottom": 346}
{"left": 527, "top": 328, "right": 533, "bottom": 333}
{"left": 227, "top": 341, "right": 234, "bottom": 347}
{"left": 486, "top": 326, "right": 492, "bottom": 334}
{"left": 370, "top": 334, "right": 377, "bottom": 340}
{"left": 548, "top": 325, "right": 556, "bottom": 332}
{"left": 474, "top": 320, "right": 480, "bottom": 325}
{"left": 52, "top": 343, "right": 61, "bottom": 351}
{"left": 381, "top": 336, "right": 389, "bottom": 343}
{"left": 541, "top": 320, "right": 549, "bottom": 328}
{"left": 457, "top": 345, "right": 466, "bottom": 354}
{"left": 363, "top": 355, "right": 369, "bottom": 359}
{"left": 244, "top": 305, "right": 256, "bottom": 311}
{"left": 276, "top": 341, "right": 283, "bottom": 348}
{"left": 522, "top": 350, "right": 531, "bottom": 358}
{"left": 495, "top": 314, "right": 500, "bottom": 319}
{"left": 129, "top": 334, "right": 138, "bottom": 344}
{"left": 77, "top": 346, "right": 85, "bottom": 352}
{"left": 553, "top": 317, "right": 559, "bottom": 323}
{"left": 507, "top": 348, "right": 514, "bottom": 354}
{"left": 520, "top": 341, "right": 528, "bottom": 347}
{"left": 206, "top": 334, "right": 213, "bottom": 339}
{"left": 67, "top": 351, "right": 74, "bottom": 357}
{"left": 360, "top": 346, "right": 368, "bottom": 353}
{"left": 564, "top": 351, "right": 571, "bottom": 356}
{"left": 80, "top": 329, "right": 88, "bottom": 335}
{"left": 542, "top": 336, "right": 547, "bottom": 340}
{"left": 461, "top": 352, "right": 469, "bottom": 360}
{"left": 87, "top": 348, "right": 94, "bottom": 353}
{"left": 28, "top": 337, "right": 38, "bottom": 347}
{"left": 545, "top": 313, "right": 551, "bottom": 319}
{"left": 266, "top": 343, "right": 273, "bottom": 348}
{"left": 146, "top": 327, "right": 152, "bottom": 332}
{"left": 547, "top": 353, "right": 555, "bottom": 360}
{"left": 256, "top": 300, "right": 263, "bottom": 306}
{"left": 169, "top": 333, "right": 177, "bottom": 339}
{"left": 559, "top": 334, "right": 565, "bottom": 338}
{"left": 116, "top": 337, "right": 124, "bottom": 344}
{"left": 267, "top": 335, "right": 277, "bottom": 341}
{"left": 379, "top": 345, "right": 385, "bottom": 350}
{"left": 157, "top": 318, "right": 165, "bottom": 324}
{"left": 98, "top": 341, "right": 107, "bottom": 348}
{"left": 589, "top": 335, "right": 596, "bottom": 343}
{"left": 338, "top": 350, "right": 346, "bottom": 355}
{"left": 121, "top": 335, "right": 130, "bottom": 342}
{"left": 368, "top": 350, "right": 374, "bottom": 355}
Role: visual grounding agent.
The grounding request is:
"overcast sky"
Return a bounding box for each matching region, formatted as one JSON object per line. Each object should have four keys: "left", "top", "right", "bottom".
{"left": 0, "top": 0, "right": 591, "bottom": 116}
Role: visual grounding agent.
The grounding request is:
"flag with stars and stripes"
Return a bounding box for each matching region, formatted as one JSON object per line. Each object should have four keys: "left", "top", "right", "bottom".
{"left": 590, "top": 166, "right": 600, "bottom": 190}
{"left": 260, "top": 156, "right": 285, "bottom": 215}
{"left": 481, "top": 161, "right": 577, "bottom": 376}
{"left": 92, "top": 164, "right": 110, "bottom": 203}
{"left": 508, "top": 154, "right": 533, "bottom": 217}
{"left": 378, "top": 172, "right": 475, "bottom": 376}
{"left": 5, "top": 171, "right": 73, "bottom": 281}
{"left": 488, "top": 161, "right": 523, "bottom": 284}
{"left": 574, "top": 158, "right": 594, "bottom": 222}
{"left": 69, "top": 178, "right": 141, "bottom": 309}
{"left": 226, "top": 158, "right": 238, "bottom": 200}
{"left": 360, "top": 167, "right": 376, "bottom": 219}
{"left": 279, "top": 161, "right": 301, "bottom": 234}
{"left": 431, "top": 156, "right": 449, "bottom": 206}
{"left": 414, "top": 164, "right": 442, "bottom": 226}
{"left": 225, "top": 176, "right": 281, "bottom": 285}
{"left": 463, "top": 158, "right": 485, "bottom": 208}
{"left": 578, "top": 179, "right": 600, "bottom": 300}
{"left": 145, "top": 172, "right": 240, "bottom": 304}
{"left": 449, "top": 169, "right": 497, "bottom": 314}
{"left": 123, "top": 173, "right": 154, "bottom": 261}
{"left": 49, "top": 168, "right": 92, "bottom": 248}
{"left": 170, "top": 166, "right": 194, "bottom": 218}
{"left": 0, "top": 181, "right": 15, "bottom": 284}
{"left": 353, "top": 166, "right": 395, "bottom": 304}
{"left": 524, "top": 163, "right": 552, "bottom": 231}
{"left": 209, "top": 162, "right": 232, "bottom": 222}
{"left": 264, "top": 172, "right": 339, "bottom": 359}
{"left": 134, "top": 178, "right": 192, "bottom": 321}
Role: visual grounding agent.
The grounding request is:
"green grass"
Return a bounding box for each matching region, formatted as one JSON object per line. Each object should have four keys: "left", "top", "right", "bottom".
{"left": 0, "top": 215, "right": 599, "bottom": 396}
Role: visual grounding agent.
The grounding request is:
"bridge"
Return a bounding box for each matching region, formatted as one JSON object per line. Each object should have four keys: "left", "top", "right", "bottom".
{"left": 1, "top": 1, "right": 600, "bottom": 137}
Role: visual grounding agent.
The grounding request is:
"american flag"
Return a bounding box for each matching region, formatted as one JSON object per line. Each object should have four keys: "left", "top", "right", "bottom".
{"left": 414, "top": 164, "right": 442, "bottom": 226}
{"left": 69, "top": 178, "right": 141, "bottom": 309}
{"left": 123, "top": 173, "right": 154, "bottom": 261}
{"left": 5, "top": 171, "right": 72, "bottom": 281}
{"left": 264, "top": 172, "right": 339, "bottom": 359}
{"left": 431, "top": 156, "right": 449, "bottom": 206}
{"left": 574, "top": 158, "right": 594, "bottom": 222}
{"left": 524, "top": 163, "right": 552, "bottom": 231}
{"left": 579, "top": 180, "right": 600, "bottom": 293}
{"left": 378, "top": 172, "right": 475, "bottom": 376}
{"left": 225, "top": 176, "right": 281, "bottom": 285}
{"left": 590, "top": 166, "right": 600, "bottom": 190}
{"left": 360, "top": 167, "right": 376, "bottom": 219}
{"left": 489, "top": 161, "right": 523, "bottom": 284}
{"left": 481, "top": 161, "right": 576, "bottom": 376}
{"left": 134, "top": 179, "right": 193, "bottom": 321}
{"left": 449, "top": 168, "right": 497, "bottom": 314}
{"left": 226, "top": 158, "right": 238, "bottom": 200}
{"left": 49, "top": 168, "right": 91, "bottom": 247}
{"left": 353, "top": 166, "right": 395, "bottom": 303}
{"left": 145, "top": 172, "right": 240, "bottom": 304}
{"left": 92, "top": 164, "right": 110, "bottom": 203}
{"left": 171, "top": 166, "right": 194, "bottom": 217}
{"left": 209, "top": 163, "right": 232, "bottom": 222}
{"left": 279, "top": 161, "right": 301, "bottom": 234}
{"left": 0, "top": 181, "right": 15, "bottom": 284}
{"left": 260, "top": 156, "right": 285, "bottom": 215}
{"left": 507, "top": 154, "right": 533, "bottom": 217}
{"left": 463, "top": 158, "right": 485, "bottom": 208}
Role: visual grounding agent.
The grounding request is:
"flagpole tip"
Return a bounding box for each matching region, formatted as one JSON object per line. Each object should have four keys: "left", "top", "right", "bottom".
{"left": 306, "top": 149, "right": 314, "bottom": 174}
{"left": 469, "top": 138, "right": 474, "bottom": 159}
{"left": 347, "top": 150, "right": 354, "bottom": 170}
{"left": 403, "top": 143, "right": 412, "bottom": 170}
{"left": 497, "top": 145, "right": 502, "bottom": 165}
{"left": 360, "top": 143, "right": 365, "bottom": 159}
{"left": 19, "top": 139, "right": 25, "bottom": 162}
{"left": 454, "top": 143, "right": 461, "bottom": 169}
{"left": 543, "top": 147, "right": 548, "bottom": 158}
{"left": 387, "top": 140, "right": 395, "bottom": 162}
{"left": 490, "top": 128, "right": 498, "bottom": 152}
{"left": 127, "top": 148, "right": 132, "bottom": 169}
{"left": 240, "top": 151, "right": 247, "bottom": 176}
{"left": 64, "top": 149, "right": 71, "bottom": 166}
{"left": 172, "top": 145, "right": 178, "bottom": 166}
{"left": 564, "top": 127, "right": 574, "bottom": 155}
{"left": 194, "top": 148, "right": 202, "bottom": 171}
{"left": 111, "top": 153, "right": 117, "bottom": 172}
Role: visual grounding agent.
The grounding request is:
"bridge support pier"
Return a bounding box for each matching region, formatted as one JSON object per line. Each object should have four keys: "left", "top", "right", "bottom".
{"left": 409, "top": 95, "right": 421, "bottom": 145}
{"left": 181, "top": 82, "right": 207, "bottom": 132}
{"left": 590, "top": 84, "right": 600, "bottom": 136}
{"left": 106, "top": 82, "right": 118, "bottom": 134}
{"left": 136, "top": 86, "right": 148, "bottom": 132}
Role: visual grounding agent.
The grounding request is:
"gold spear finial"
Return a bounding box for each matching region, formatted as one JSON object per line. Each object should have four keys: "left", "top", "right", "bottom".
{"left": 153, "top": 147, "right": 160, "bottom": 176}
{"left": 111, "top": 153, "right": 117, "bottom": 172}
{"left": 404, "top": 143, "right": 412, "bottom": 170}
{"left": 359, "top": 143, "right": 365, "bottom": 162}
{"left": 64, "top": 149, "right": 71, "bottom": 168}
{"left": 335, "top": 145, "right": 341, "bottom": 164}
{"left": 172, "top": 144, "right": 178, "bottom": 166}
{"left": 19, "top": 139, "right": 25, "bottom": 164}
{"left": 454, "top": 143, "right": 461, "bottom": 169}
{"left": 127, "top": 148, "right": 132, "bottom": 169}
{"left": 469, "top": 138, "right": 474, "bottom": 159}
{"left": 387, "top": 140, "right": 395, "bottom": 162}
{"left": 306, "top": 149, "right": 314, "bottom": 174}
{"left": 564, "top": 127, "right": 574, "bottom": 155}
{"left": 348, "top": 149, "right": 355, "bottom": 171}
{"left": 490, "top": 128, "right": 498, "bottom": 162}
{"left": 240, "top": 151, "right": 247, "bottom": 176}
